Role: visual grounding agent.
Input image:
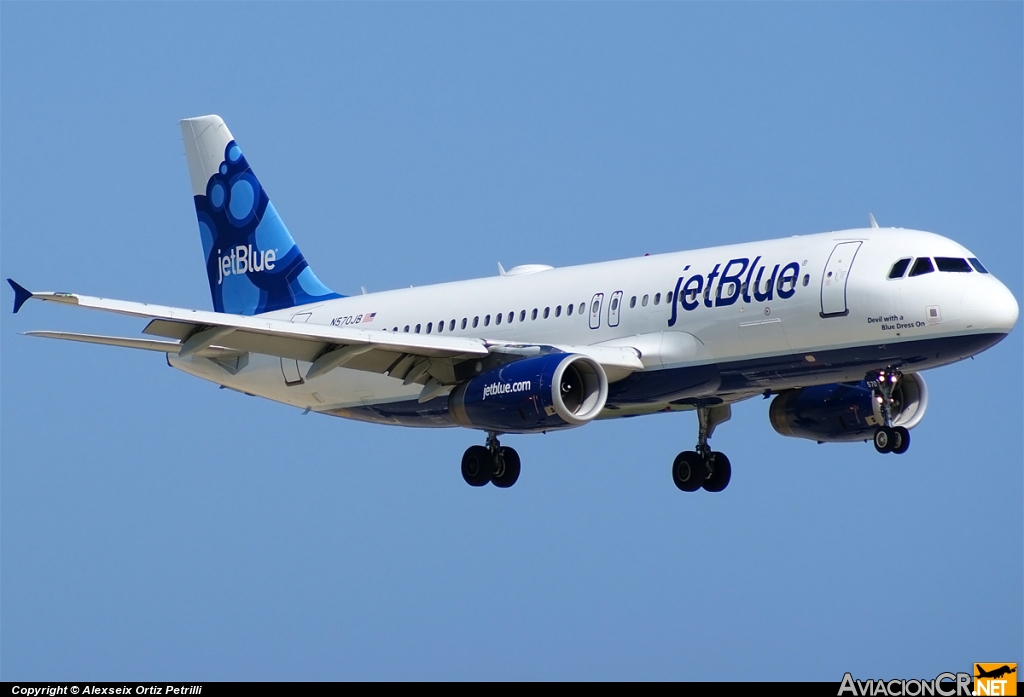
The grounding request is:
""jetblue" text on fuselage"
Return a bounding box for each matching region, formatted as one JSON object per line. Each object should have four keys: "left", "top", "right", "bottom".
{"left": 668, "top": 256, "right": 802, "bottom": 327}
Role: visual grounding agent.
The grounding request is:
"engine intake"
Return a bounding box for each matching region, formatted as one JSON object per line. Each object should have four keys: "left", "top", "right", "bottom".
{"left": 769, "top": 373, "right": 928, "bottom": 443}
{"left": 449, "top": 353, "right": 608, "bottom": 433}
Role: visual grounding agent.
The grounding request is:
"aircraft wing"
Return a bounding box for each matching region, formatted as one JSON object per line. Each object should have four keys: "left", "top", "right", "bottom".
{"left": 10, "top": 281, "right": 642, "bottom": 384}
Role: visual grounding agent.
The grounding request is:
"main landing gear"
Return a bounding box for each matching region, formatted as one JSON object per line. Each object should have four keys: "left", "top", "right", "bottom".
{"left": 868, "top": 368, "right": 911, "bottom": 455}
{"left": 461, "top": 432, "right": 521, "bottom": 488}
{"left": 672, "top": 404, "right": 733, "bottom": 493}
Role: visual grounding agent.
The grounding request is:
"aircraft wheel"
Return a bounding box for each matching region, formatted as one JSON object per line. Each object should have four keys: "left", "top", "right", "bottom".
{"left": 492, "top": 447, "right": 521, "bottom": 488}
{"left": 873, "top": 427, "right": 894, "bottom": 454}
{"left": 672, "top": 451, "right": 707, "bottom": 492}
{"left": 891, "top": 427, "right": 910, "bottom": 455}
{"left": 461, "top": 445, "right": 492, "bottom": 487}
{"left": 702, "top": 452, "right": 732, "bottom": 492}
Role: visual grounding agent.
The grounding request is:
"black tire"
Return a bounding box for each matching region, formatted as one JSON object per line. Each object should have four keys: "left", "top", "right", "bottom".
{"left": 461, "top": 445, "right": 493, "bottom": 487}
{"left": 873, "top": 427, "right": 894, "bottom": 454}
{"left": 891, "top": 426, "right": 910, "bottom": 454}
{"left": 492, "top": 447, "right": 521, "bottom": 488}
{"left": 672, "top": 451, "right": 708, "bottom": 492}
{"left": 702, "top": 452, "right": 732, "bottom": 492}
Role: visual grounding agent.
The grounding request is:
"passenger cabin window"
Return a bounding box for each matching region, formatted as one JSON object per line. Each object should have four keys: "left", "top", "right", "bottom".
{"left": 555, "top": 305, "right": 561, "bottom": 317}
{"left": 426, "top": 322, "right": 433, "bottom": 333}
{"left": 520, "top": 310, "right": 526, "bottom": 322}
{"left": 908, "top": 258, "right": 935, "bottom": 277}
{"left": 544, "top": 307, "right": 550, "bottom": 319}
{"left": 654, "top": 293, "right": 661, "bottom": 305}
{"left": 567, "top": 304, "right": 574, "bottom": 316}
{"left": 578, "top": 303, "right": 585, "bottom": 315}
{"left": 935, "top": 257, "right": 972, "bottom": 273}
{"left": 531, "top": 309, "right": 538, "bottom": 320}
{"left": 642, "top": 294, "right": 649, "bottom": 307}
{"left": 484, "top": 315, "right": 490, "bottom": 326}
{"left": 461, "top": 318, "right": 467, "bottom": 330}
{"left": 508, "top": 311, "right": 514, "bottom": 324}
{"left": 495, "top": 313, "right": 502, "bottom": 325}
{"left": 969, "top": 257, "right": 989, "bottom": 273}
{"left": 630, "top": 296, "right": 636, "bottom": 308}
{"left": 415, "top": 324, "right": 421, "bottom": 333}
{"left": 473, "top": 316, "right": 479, "bottom": 328}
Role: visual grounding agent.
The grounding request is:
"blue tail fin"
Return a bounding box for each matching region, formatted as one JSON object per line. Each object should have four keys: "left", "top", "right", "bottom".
{"left": 180, "top": 115, "right": 342, "bottom": 315}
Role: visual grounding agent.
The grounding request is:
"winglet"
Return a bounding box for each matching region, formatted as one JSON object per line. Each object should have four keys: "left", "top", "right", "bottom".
{"left": 7, "top": 279, "right": 33, "bottom": 314}
{"left": 868, "top": 213, "right": 879, "bottom": 228}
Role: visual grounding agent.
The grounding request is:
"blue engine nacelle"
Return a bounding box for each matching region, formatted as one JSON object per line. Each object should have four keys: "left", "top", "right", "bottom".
{"left": 769, "top": 373, "right": 928, "bottom": 443}
{"left": 449, "top": 353, "right": 609, "bottom": 433}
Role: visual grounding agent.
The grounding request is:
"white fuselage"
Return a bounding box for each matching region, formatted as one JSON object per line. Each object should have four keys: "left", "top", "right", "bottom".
{"left": 168, "top": 227, "right": 1018, "bottom": 425}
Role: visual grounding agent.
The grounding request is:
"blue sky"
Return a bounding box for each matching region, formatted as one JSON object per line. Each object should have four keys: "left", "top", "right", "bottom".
{"left": 2, "top": 3, "right": 1021, "bottom": 681}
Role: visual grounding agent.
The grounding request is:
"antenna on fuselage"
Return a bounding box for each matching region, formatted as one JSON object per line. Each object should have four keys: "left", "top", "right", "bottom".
{"left": 869, "top": 213, "right": 879, "bottom": 228}
{"left": 497, "top": 262, "right": 507, "bottom": 276}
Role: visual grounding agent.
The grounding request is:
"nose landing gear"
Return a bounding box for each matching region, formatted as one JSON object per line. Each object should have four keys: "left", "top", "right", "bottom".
{"left": 672, "top": 404, "right": 732, "bottom": 493}
{"left": 868, "top": 368, "right": 911, "bottom": 455}
{"left": 461, "top": 432, "right": 521, "bottom": 488}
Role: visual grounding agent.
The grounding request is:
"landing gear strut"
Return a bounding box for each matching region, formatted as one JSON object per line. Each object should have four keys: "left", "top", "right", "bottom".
{"left": 461, "top": 432, "right": 521, "bottom": 488}
{"left": 868, "top": 368, "right": 911, "bottom": 455}
{"left": 672, "top": 404, "right": 732, "bottom": 493}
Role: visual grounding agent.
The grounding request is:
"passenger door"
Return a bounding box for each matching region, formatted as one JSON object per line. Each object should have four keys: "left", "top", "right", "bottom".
{"left": 820, "top": 241, "right": 862, "bottom": 317}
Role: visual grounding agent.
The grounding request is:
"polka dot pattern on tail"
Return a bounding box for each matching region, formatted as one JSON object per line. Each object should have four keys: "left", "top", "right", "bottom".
{"left": 228, "top": 179, "right": 254, "bottom": 222}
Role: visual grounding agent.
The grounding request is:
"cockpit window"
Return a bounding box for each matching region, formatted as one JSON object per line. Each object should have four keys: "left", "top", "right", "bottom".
{"left": 908, "top": 257, "right": 934, "bottom": 277}
{"left": 968, "top": 257, "right": 989, "bottom": 273}
{"left": 888, "top": 258, "right": 911, "bottom": 279}
{"left": 935, "top": 257, "right": 972, "bottom": 273}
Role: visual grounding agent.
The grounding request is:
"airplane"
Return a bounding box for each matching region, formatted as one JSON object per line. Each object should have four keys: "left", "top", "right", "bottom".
{"left": 7, "top": 115, "right": 1019, "bottom": 491}
{"left": 976, "top": 665, "right": 1017, "bottom": 680}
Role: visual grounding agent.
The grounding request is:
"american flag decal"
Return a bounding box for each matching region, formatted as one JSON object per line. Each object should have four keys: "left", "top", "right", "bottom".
{"left": 363, "top": 312, "right": 376, "bottom": 323}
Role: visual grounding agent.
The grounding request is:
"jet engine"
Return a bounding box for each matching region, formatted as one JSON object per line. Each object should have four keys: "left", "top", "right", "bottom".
{"left": 449, "top": 353, "right": 608, "bottom": 433}
{"left": 769, "top": 373, "right": 928, "bottom": 443}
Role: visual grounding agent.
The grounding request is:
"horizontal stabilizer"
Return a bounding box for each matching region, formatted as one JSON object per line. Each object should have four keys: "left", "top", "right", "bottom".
{"left": 23, "top": 331, "right": 243, "bottom": 358}
{"left": 25, "top": 331, "right": 182, "bottom": 353}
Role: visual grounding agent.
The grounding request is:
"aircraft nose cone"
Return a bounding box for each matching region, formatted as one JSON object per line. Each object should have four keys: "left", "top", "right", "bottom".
{"left": 966, "top": 279, "right": 1019, "bottom": 334}
{"left": 995, "top": 282, "right": 1020, "bottom": 332}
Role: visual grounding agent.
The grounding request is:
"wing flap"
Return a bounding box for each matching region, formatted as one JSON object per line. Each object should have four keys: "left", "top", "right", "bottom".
{"left": 143, "top": 319, "right": 194, "bottom": 340}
